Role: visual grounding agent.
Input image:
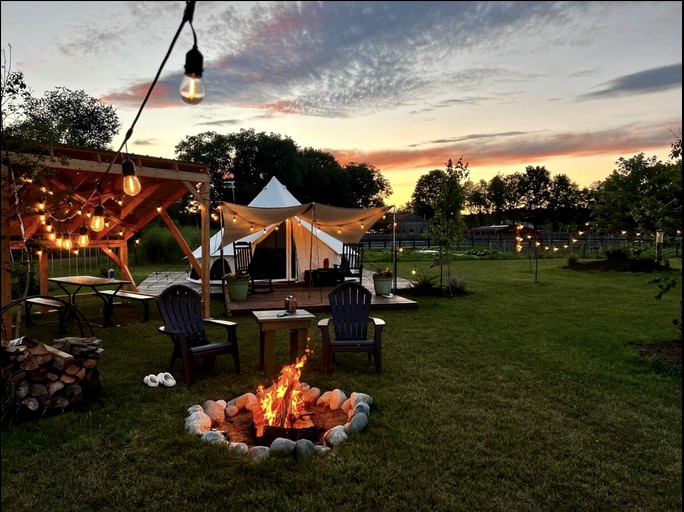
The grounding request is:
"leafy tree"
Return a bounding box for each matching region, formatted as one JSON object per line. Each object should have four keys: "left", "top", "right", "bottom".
{"left": 463, "top": 178, "right": 491, "bottom": 227}
{"left": 5, "top": 87, "right": 119, "bottom": 150}
{"left": 427, "top": 157, "right": 470, "bottom": 292}
{"left": 547, "top": 174, "right": 582, "bottom": 231}
{"left": 344, "top": 162, "right": 392, "bottom": 207}
{"left": 297, "top": 148, "right": 355, "bottom": 206}
{"left": 174, "top": 131, "right": 235, "bottom": 211}
{"left": 486, "top": 174, "right": 515, "bottom": 224}
{"left": 591, "top": 153, "right": 681, "bottom": 235}
{"left": 411, "top": 169, "right": 448, "bottom": 219}
{"left": 516, "top": 166, "right": 552, "bottom": 228}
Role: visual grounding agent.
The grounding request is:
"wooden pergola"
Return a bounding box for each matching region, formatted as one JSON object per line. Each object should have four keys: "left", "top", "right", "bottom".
{"left": 1, "top": 145, "right": 212, "bottom": 335}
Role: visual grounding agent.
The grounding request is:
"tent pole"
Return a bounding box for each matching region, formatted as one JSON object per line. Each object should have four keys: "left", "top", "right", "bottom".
{"left": 393, "top": 207, "right": 397, "bottom": 295}
{"left": 219, "top": 207, "right": 227, "bottom": 315}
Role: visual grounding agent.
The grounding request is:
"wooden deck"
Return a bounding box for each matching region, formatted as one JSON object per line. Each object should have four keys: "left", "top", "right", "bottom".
{"left": 137, "top": 271, "right": 418, "bottom": 316}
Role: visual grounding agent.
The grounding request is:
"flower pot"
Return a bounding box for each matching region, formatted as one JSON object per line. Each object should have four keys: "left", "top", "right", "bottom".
{"left": 373, "top": 276, "right": 393, "bottom": 296}
{"left": 225, "top": 278, "right": 249, "bottom": 301}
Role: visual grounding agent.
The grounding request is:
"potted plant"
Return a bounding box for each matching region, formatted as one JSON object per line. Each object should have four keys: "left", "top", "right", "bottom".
{"left": 223, "top": 272, "right": 250, "bottom": 301}
{"left": 372, "top": 267, "right": 393, "bottom": 296}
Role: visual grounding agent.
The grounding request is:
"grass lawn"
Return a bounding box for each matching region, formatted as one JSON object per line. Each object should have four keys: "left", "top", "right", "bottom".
{"left": 2, "top": 257, "right": 681, "bottom": 512}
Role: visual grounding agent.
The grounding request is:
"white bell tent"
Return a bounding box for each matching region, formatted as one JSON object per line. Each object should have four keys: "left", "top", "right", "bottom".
{"left": 190, "top": 176, "right": 393, "bottom": 283}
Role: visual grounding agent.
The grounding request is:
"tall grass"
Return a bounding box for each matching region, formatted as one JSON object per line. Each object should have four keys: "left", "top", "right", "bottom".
{"left": 1, "top": 258, "right": 681, "bottom": 512}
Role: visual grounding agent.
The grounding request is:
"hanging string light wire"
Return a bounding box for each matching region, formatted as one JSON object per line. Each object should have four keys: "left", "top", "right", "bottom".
{"left": 80, "top": 0, "right": 201, "bottom": 209}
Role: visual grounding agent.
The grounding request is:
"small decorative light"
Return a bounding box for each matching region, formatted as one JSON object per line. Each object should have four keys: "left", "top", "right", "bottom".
{"left": 46, "top": 220, "right": 53, "bottom": 233}
{"left": 56, "top": 231, "right": 64, "bottom": 248}
{"left": 156, "top": 206, "right": 163, "bottom": 213}
{"left": 122, "top": 156, "right": 141, "bottom": 196}
{"left": 91, "top": 204, "right": 106, "bottom": 232}
{"left": 77, "top": 225, "right": 90, "bottom": 248}
{"left": 48, "top": 231, "right": 57, "bottom": 242}
{"left": 232, "top": 215, "right": 237, "bottom": 223}
{"left": 64, "top": 234, "right": 73, "bottom": 251}
{"left": 179, "top": 45, "right": 205, "bottom": 105}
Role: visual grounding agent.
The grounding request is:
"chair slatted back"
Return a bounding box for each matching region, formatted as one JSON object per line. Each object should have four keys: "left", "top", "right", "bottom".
{"left": 341, "top": 243, "right": 364, "bottom": 278}
{"left": 233, "top": 242, "right": 252, "bottom": 275}
{"left": 329, "top": 282, "right": 371, "bottom": 341}
{"left": 157, "top": 285, "right": 205, "bottom": 339}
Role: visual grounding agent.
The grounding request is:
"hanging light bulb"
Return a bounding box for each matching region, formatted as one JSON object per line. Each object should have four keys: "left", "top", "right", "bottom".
{"left": 64, "top": 233, "right": 73, "bottom": 251}
{"left": 77, "top": 225, "right": 90, "bottom": 248}
{"left": 56, "top": 231, "right": 64, "bottom": 248}
{"left": 48, "top": 230, "right": 57, "bottom": 242}
{"left": 91, "top": 204, "right": 106, "bottom": 232}
{"left": 46, "top": 220, "right": 53, "bottom": 233}
{"left": 122, "top": 156, "right": 141, "bottom": 196}
{"left": 179, "top": 45, "right": 204, "bottom": 104}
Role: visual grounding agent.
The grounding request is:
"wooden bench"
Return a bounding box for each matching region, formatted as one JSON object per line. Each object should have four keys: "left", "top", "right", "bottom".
{"left": 99, "top": 290, "right": 155, "bottom": 322}
{"left": 24, "top": 297, "right": 68, "bottom": 334}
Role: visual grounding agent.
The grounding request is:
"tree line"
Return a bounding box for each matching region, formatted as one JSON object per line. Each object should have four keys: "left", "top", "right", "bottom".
{"left": 2, "top": 56, "right": 681, "bottom": 242}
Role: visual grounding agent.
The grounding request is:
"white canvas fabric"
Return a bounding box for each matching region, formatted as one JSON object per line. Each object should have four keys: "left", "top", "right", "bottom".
{"left": 191, "top": 176, "right": 393, "bottom": 282}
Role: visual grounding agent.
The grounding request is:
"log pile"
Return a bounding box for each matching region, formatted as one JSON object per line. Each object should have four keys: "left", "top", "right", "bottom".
{"left": 1, "top": 336, "right": 103, "bottom": 415}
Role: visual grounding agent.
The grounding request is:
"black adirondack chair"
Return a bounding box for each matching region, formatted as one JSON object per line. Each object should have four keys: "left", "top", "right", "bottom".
{"left": 335, "top": 243, "right": 364, "bottom": 282}
{"left": 156, "top": 284, "right": 240, "bottom": 385}
{"left": 317, "top": 281, "right": 384, "bottom": 374}
{"left": 233, "top": 241, "right": 273, "bottom": 294}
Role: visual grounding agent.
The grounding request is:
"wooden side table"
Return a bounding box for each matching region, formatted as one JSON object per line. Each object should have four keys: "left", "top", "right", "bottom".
{"left": 252, "top": 310, "right": 315, "bottom": 375}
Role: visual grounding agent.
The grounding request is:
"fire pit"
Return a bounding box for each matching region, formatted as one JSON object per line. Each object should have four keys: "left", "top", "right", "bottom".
{"left": 184, "top": 351, "right": 373, "bottom": 461}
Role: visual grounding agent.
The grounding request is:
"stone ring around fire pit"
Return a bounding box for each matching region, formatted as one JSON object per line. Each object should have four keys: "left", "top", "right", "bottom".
{"left": 184, "top": 384, "right": 372, "bottom": 462}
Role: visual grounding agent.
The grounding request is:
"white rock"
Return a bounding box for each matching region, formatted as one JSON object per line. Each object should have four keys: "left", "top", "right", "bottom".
{"left": 224, "top": 404, "right": 239, "bottom": 418}
{"left": 249, "top": 445, "right": 270, "bottom": 461}
{"left": 324, "top": 425, "right": 348, "bottom": 446}
{"left": 315, "top": 445, "right": 332, "bottom": 455}
{"left": 202, "top": 400, "right": 225, "bottom": 427}
{"left": 236, "top": 392, "right": 257, "bottom": 411}
{"left": 316, "top": 391, "right": 332, "bottom": 407}
{"left": 184, "top": 411, "right": 212, "bottom": 435}
{"left": 351, "top": 392, "right": 373, "bottom": 407}
{"left": 295, "top": 439, "right": 316, "bottom": 459}
{"left": 186, "top": 404, "right": 203, "bottom": 417}
{"left": 270, "top": 437, "right": 296, "bottom": 456}
{"left": 201, "top": 430, "right": 228, "bottom": 445}
{"left": 302, "top": 387, "right": 321, "bottom": 405}
{"left": 348, "top": 402, "right": 371, "bottom": 420}
{"left": 344, "top": 412, "right": 368, "bottom": 434}
{"left": 229, "top": 442, "right": 249, "bottom": 455}
{"left": 297, "top": 382, "right": 311, "bottom": 391}
{"left": 216, "top": 399, "right": 227, "bottom": 409}
{"left": 330, "top": 389, "right": 347, "bottom": 410}
{"left": 341, "top": 397, "right": 354, "bottom": 413}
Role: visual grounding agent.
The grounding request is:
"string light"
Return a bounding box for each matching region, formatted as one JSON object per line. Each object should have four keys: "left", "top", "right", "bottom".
{"left": 77, "top": 224, "right": 90, "bottom": 248}
{"left": 90, "top": 203, "right": 106, "bottom": 232}
{"left": 179, "top": 3, "right": 204, "bottom": 105}
{"left": 121, "top": 154, "right": 141, "bottom": 196}
{"left": 64, "top": 233, "right": 73, "bottom": 250}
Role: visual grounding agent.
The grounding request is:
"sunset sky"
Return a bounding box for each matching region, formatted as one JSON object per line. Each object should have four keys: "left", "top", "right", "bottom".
{"left": 1, "top": 1, "right": 681, "bottom": 206}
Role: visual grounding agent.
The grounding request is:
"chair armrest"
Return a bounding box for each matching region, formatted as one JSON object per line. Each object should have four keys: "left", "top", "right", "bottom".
{"left": 158, "top": 326, "right": 183, "bottom": 336}
{"left": 203, "top": 318, "right": 237, "bottom": 329}
{"left": 317, "top": 318, "right": 331, "bottom": 344}
{"left": 370, "top": 317, "right": 385, "bottom": 327}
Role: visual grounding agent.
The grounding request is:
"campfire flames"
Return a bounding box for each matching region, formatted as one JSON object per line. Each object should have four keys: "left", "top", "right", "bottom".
{"left": 252, "top": 348, "right": 313, "bottom": 438}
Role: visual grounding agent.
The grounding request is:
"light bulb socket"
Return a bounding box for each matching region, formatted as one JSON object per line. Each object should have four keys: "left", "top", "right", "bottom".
{"left": 184, "top": 46, "right": 204, "bottom": 77}
{"left": 122, "top": 157, "right": 136, "bottom": 176}
{"left": 93, "top": 203, "right": 105, "bottom": 217}
{"left": 79, "top": 225, "right": 89, "bottom": 236}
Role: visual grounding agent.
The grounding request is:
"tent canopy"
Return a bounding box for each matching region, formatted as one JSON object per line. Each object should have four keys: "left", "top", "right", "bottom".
{"left": 191, "top": 177, "right": 393, "bottom": 282}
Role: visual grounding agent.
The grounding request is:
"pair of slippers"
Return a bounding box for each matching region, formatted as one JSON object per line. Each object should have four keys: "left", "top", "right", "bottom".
{"left": 143, "top": 372, "right": 177, "bottom": 388}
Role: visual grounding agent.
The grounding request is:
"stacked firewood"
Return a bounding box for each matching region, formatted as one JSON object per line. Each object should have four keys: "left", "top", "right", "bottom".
{"left": 1, "top": 336, "right": 103, "bottom": 414}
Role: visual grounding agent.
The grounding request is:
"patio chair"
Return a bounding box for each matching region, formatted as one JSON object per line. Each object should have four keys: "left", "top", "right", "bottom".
{"left": 317, "top": 281, "right": 384, "bottom": 374}
{"left": 156, "top": 284, "right": 240, "bottom": 385}
{"left": 233, "top": 241, "right": 273, "bottom": 294}
{"left": 335, "top": 243, "right": 364, "bottom": 282}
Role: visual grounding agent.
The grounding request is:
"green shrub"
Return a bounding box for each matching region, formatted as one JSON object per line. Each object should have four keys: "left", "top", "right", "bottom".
{"left": 409, "top": 271, "right": 438, "bottom": 295}
{"left": 567, "top": 254, "right": 579, "bottom": 266}
{"left": 447, "top": 274, "right": 470, "bottom": 294}
{"left": 604, "top": 247, "right": 629, "bottom": 261}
